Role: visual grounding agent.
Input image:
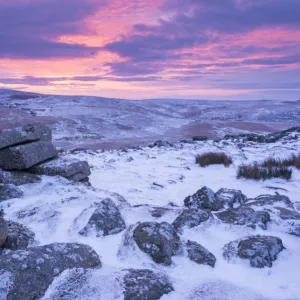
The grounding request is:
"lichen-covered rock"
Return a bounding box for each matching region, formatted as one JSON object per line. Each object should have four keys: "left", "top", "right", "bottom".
{"left": 223, "top": 235, "right": 285, "bottom": 268}
{"left": 0, "top": 218, "right": 8, "bottom": 247}
{"left": 173, "top": 209, "right": 211, "bottom": 232}
{"left": 0, "top": 243, "right": 101, "bottom": 300}
{"left": 215, "top": 207, "right": 270, "bottom": 229}
{"left": 0, "top": 141, "right": 58, "bottom": 170}
{"left": 133, "top": 222, "right": 180, "bottom": 265}
{"left": 186, "top": 240, "right": 216, "bottom": 267}
{"left": 1, "top": 221, "right": 35, "bottom": 250}
{"left": 215, "top": 188, "right": 247, "bottom": 208}
{"left": 122, "top": 269, "right": 174, "bottom": 300}
{"left": 184, "top": 186, "right": 223, "bottom": 211}
{"left": 0, "top": 170, "right": 41, "bottom": 186}
{"left": 79, "top": 198, "right": 126, "bottom": 237}
{"left": 0, "top": 184, "right": 23, "bottom": 202}
{"left": 29, "top": 157, "right": 91, "bottom": 182}
{"left": 0, "top": 123, "right": 52, "bottom": 150}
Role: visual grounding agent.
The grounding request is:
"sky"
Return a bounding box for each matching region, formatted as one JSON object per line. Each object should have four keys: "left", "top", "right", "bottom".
{"left": 0, "top": 0, "right": 300, "bottom": 100}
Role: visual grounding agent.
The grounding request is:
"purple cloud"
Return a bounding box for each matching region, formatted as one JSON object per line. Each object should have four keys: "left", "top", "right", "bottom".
{"left": 0, "top": 0, "right": 104, "bottom": 58}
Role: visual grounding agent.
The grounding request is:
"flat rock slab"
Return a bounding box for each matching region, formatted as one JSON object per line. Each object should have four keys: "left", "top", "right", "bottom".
{"left": 29, "top": 157, "right": 91, "bottom": 182}
{"left": 0, "top": 141, "right": 57, "bottom": 170}
{"left": 0, "top": 243, "right": 101, "bottom": 300}
{"left": 186, "top": 240, "right": 216, "bottom": 267}
{"left": 0, "top": 123, "right": 52, "bottom": 150}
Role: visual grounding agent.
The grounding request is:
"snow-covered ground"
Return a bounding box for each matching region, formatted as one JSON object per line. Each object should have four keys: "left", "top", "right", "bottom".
{"left": 1, "top": 136, "right": 300, "bottom": 299}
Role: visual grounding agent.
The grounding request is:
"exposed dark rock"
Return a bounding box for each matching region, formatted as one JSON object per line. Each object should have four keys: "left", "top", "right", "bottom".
{"left": 29, "top": 157, "right": 91, "bottom": 182}
{"left": 215, "top": 207, "right": 270, "bottom": 229}
{"left": 150, "top": 140, "right": 173, "bottom": 148}
{"left": 193, "top": 136, "right": 208, "bottom": 142}
{"left": 123, "top": 269, "right": 174, "bottom": 300}
{"left": 1, "top": 221, "right": 35, "bottom": 250}
{"left": 215, "top": 188, "right": 247, "bottom": 208}
{"left": 276, "top": 207, "right": 300, "bottom": 220}
{"left": 186, "top": 240, "right": 216, "bottom": 267}
{"left": 149, "top": 206, "right": 173, "bottom": 218}
{"left": 0, "top": 123, "right": 52, "bottom": 150}
{"left": 223, "top": 235, "right": 285, "bottom": 268}
{"left": 0, "top": 184, "right": 23, "bottom": 201}
{"left": 0, "top": 243, "right": 101, "bottom": 300}
{"left": 184, "top": 186, "right": 223, "bottom": 211}
{"left": 0, "top": 218, "right": 8, "bottom": 247}
{"left": 0, "top": 170, "right": 41, "bottom": 186}
{"left": 173, "top": 209, "right": 211, "bottom": 232}
{"left": 0, "top": 141, "right": 58, "bottom": 170}
{"left": 133, "top": 222, "right": 180, "bottom": 265}
{"left": 79, "top": 198, "right": 126, "bottom": 237}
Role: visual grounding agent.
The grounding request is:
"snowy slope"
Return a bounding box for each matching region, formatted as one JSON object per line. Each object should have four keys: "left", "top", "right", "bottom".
{"left": 1, "top": 135, "right": 300, "bottom": 299}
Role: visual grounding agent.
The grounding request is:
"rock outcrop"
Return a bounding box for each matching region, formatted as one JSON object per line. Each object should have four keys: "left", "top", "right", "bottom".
{"left": 0, "top": 184, "right": 23, "bottom": 202}
{"left": 223, "top": 235, "right": 285, "bottom": 268}
{"left": 133, "top": 222, "right": 180, "bottom": 265}
{"left": 215, "top": 188, "right": 247, "bottom": 208}
{"left": 122, "top": 269, "right": 174, "bottom": 300}
{"left": 0, "top": 243, "right": 101, "bottom": 300}
{"left": 0, "top": 217, "right": 8, "bottom": 247}
{"left": 79, "top": 198, "right": 126, "bottom": 237}
{"left": 0, "top": 170, "right": 41, "bottom": 186}
{"left": 186, "top": 240, "right": 216, "bottom": 267}
{"left": 29, "top": 157, "right": 91, "bottom": 182}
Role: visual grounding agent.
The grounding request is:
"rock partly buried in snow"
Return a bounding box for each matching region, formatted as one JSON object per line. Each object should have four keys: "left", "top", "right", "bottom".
{"left": 29, "top": 157, "right": 91, "bottom": 182}
{"left": 0, "top": 243, "right": 101, "bottom": 300}
{"left": 173, "top": 209, "right": 211, "bottom": 232}
{"left": 276, "top": 207, "right": 300, "bottom": 220}
{"left": 186, "top": 240, "right": 216, "bottom": 267}
{"left": 0, "top": 141, "right": 58, "bottom": 170}
{"left": 79, "top": 198, "right": 126, "bottom": 237}
{"left": 0, "top": 218, "right": 8, "bottom": 247}
{"left": 122, "top": 269, "right": 174, "bottom": 300}
{"left": 0, "top": 184, "right": 23, "bottom": 201}
{"left": 223, "top": 235, "right": 285, "bottom": 268}
{"left": 193, "top": 136, "right": 208, "bottom": 141}
{"left": 215, "top": 188, "right": 247, "bottom": 208}
{"left": 150, "top": 140, "right": 173, "bottom": 148}
{"left": 215, "top": 207, "right": 270, "bottom": 229}
{"left": 190, "top": 280, "right": 270, "bottom": 300}
{"left": 245, "top": 194, "right": 293, "bottom": 209}
{"left": 1, "top": 221, "right": 35, "bottom": 250}
{"left": 133, "top": 221, "right": 180, "bottom": 265}
{"left": 184, "top": 186, "right": 223, "bottom": 211}
{"left": 0, "top": 123, "right": 52, "bottom": 150}
{"left": 0, "top": 170, "right": 41, "bottom": 186}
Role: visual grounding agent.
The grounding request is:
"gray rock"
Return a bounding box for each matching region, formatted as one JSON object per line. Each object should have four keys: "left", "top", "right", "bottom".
{"left": 245, "top": 194, "right": 293, "bottom": 209}
{"left": 0, "top": 184, "right": 23, "bottom": 201}
{"left": 123, "top": 269, "right": 174, "bottom": 300}
{"left": 29, "top": 157, "right": 91, "bottom": 182}
{"left": 0, "top": 141, "right": 58, "bottom": 170}
{"left": 0, "top": 243, "right": 101, "bottom": 300}
{"left": 184, "top": 186, "right": 223, "bottom": 211}
{"left": 79, "top": 198, "right": 126, "bottom": 237}
{"left": 186, "top": 240, "right": 216, "bottom": 267}
{"left": 276, "top": 207, "right": 300, "bottom": 220}
{"left": 173, "top": 209, "right": 211, "bottom": 232}
{"left": 215, "top": 207, "right": 270, "bottom": 229}
{"left": 0, "top": 218, "right": 8, "bottom": 247}
{"left": 133, "top": 222, "right": 180, "bottom": 265}
{"left": 193, "top": 136, "right": 208, "bottom": 141}
{"left": 151, "top": 140, "right": 173, "bottom": 148}
{"left": 1, "top": 221, "right": 35, "bottom": 250}
{"left": 0, "top": 123, "right": 52, "bottom": 150}
{"left": 215, "top": 188, "right": 247, "bottom": 208}
{"left": 0, "top": 170, "right": 41, "bottom": 186}
{"left": 223, "top": 235, "right": 285, "bottom": 268}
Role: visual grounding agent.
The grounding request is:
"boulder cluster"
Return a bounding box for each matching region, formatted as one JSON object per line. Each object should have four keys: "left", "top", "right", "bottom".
{"left": 0, "top": 123, "right": 91, "bottom": 202}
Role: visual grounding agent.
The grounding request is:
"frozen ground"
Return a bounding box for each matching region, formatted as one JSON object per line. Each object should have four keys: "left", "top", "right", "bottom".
{"left": 1, "top": 134, "right": 300, "bottom": 299}
{"left": 1, "top": 89, "right": 300, "bottom": 149}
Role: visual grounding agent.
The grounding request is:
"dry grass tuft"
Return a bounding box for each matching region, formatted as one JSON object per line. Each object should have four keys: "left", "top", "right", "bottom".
{"left": 196, "top": 152, "right": 233, "bottom": 167}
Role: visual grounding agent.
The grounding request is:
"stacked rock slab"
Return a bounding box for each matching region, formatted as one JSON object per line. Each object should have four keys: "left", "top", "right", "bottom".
{"left": 0, "top": 123, "right": 91, "bottom": 183}
{"left": 0, "top": 124, "right": 57, "bottom": 170}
